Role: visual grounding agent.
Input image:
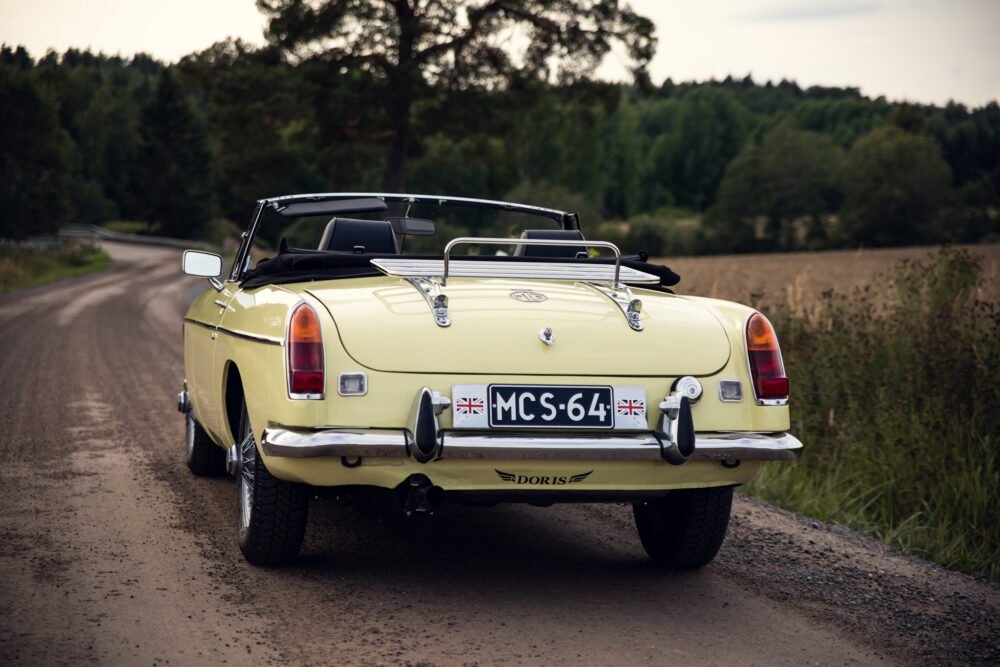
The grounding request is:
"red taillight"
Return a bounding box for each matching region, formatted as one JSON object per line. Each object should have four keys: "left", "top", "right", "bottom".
{"left": 747, "top": 313, "right": 789, "bottom": 402}
{"left": 288, "top": 303, "right": 324, "bottom": 397}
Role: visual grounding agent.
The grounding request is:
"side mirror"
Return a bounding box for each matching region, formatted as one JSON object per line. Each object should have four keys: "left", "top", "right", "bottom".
{"left": 182, "top": 250, "right": 223, "bottom": 277}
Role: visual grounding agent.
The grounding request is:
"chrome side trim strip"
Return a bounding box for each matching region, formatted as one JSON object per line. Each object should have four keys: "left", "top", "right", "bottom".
{"left": 260, "top": 427, "right": 802, "bottom": 462}
{"left": 181, "top": 318, "right": 283, "bottom": 346}
{"left": 218, "top": 327, "right": 283, "bottom": 346}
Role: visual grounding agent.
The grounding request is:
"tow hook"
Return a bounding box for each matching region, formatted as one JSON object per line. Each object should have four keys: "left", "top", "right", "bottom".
{"left": 655, "top": 390, "right": 696, "bottom": 465}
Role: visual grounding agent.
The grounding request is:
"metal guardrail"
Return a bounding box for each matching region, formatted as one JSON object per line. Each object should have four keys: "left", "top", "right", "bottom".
{"left": 58, "top": 224, "right": 215, "bottom": 251}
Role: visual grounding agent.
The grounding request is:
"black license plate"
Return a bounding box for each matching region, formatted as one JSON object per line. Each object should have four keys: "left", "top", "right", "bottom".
{"left": 487, "top": 385, "right": 614, "bottom": 429}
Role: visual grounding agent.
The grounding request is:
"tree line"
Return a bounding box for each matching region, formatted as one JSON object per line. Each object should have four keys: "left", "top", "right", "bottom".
{"left": 1, "top": 32, "right": 997, "bottom": 254}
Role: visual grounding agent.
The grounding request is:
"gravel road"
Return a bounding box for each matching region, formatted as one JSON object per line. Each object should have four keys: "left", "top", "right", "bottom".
{"left": 1, "top": 242, "right": 997, "bottom": 665}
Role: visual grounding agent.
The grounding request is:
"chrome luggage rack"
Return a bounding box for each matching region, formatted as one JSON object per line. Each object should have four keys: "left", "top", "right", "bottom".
{"left": 370, "top": 237, "right": 659, "bottom": 330}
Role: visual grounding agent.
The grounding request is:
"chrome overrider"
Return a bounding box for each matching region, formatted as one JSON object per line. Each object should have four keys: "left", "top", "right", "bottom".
{"left": 259, "top": 387, "right": 802, "bottom": 464}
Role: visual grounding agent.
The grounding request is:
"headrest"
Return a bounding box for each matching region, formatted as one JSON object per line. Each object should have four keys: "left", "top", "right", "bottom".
{"left": 318, "top": 218, "right": 399, "bottom": 254}
{"left": 514, "top": 229, "right": 587, "bottom": 258}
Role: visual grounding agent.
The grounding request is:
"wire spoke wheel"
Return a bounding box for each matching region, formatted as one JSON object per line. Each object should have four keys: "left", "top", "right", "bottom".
{"left": 238, "top": 429, "right": 256, "bottom": 531}
{"left": 235, "top": 398, "right": 309, "bottom": 565}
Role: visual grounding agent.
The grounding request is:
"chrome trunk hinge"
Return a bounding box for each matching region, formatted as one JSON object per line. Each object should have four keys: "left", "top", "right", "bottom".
{"left": 405, "top": 278, "right": 451, "bottom": 328}
{"left": 582, "top": 282, "right": 644, "bottom": 331}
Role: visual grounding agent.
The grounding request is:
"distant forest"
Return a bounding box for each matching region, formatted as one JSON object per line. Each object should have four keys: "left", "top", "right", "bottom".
{"left": 2, "top": 42, "right": 998, "bottom": 255}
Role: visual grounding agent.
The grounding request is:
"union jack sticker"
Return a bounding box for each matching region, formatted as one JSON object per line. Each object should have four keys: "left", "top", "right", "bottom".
{"left": 455, "top": 397, "right": 485, "bottom": 415}
{"left": 616, "top": 398, "right": 645, "bottom": 416}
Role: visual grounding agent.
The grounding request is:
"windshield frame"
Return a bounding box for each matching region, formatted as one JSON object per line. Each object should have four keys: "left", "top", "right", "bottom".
{"left": 229, "top": 192, "right": 581, "bottom": 282}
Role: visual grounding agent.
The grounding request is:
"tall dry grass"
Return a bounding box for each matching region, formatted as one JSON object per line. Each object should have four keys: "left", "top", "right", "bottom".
{"left": 744, "top": 248, "right": 1000, "bottom": 579}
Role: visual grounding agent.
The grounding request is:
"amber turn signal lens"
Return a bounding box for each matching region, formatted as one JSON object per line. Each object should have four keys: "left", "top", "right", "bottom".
{"left": 289, "top": 303, "right": 322, "bottom": 343}
{"left": 747, "top": 313, "right": 780, "bottom": 352}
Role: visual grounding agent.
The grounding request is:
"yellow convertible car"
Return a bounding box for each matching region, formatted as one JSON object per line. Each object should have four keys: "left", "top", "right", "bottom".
{"left": 179, "top": 193, "right": 801, "bottom": 566}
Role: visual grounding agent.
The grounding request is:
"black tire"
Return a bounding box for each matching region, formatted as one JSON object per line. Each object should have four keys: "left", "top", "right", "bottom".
{"left": 185, "top": 411, "right": 226, "bottom": 476}
{"left": 236, "top": 401, "right": 309, "bottom": 565}
{"left": 632, "top": 486, "right": 733, "bottom": 568}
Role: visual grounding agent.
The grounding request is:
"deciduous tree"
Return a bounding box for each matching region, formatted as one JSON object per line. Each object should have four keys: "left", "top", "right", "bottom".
{"left": 840, "top": 125, "right": 952, "bottom": 246}
{"left": 256, "top": 0, "right": 656, "bottom": 191}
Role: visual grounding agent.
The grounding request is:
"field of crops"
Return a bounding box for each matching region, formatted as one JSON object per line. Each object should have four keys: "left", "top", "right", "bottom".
{"left": 660, "top": 244, "right": 1000, "bottom": 309}
{"left": 658, "top": 244, "right": 1000, "bottom": 580}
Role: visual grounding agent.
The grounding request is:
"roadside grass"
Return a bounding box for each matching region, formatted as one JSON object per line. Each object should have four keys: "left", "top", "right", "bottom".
{"left": 0, "top": 243, "right": 110, "bottom": 294}
{"left": 748, "top": 248, "right": 1000, "bottom": 580}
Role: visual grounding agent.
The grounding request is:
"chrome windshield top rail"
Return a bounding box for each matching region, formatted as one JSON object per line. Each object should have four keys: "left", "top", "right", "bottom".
{"left": 442, "top": 237, "right": 623, "bottom": 287}
{"left": 259, "top": 192, "right": 572, "bottom": 224}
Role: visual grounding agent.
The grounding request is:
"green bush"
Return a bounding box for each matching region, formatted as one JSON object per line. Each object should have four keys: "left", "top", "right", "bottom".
{"left": 593, "top": 209, "right": 702, "bottom": 257}
{"left": 750, "top": 248, "right": 1000, "bottom": 579}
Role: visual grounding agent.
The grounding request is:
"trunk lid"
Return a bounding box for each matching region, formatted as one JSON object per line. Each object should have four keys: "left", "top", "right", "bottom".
{"left": 306, "top": 277, "right": 730, "bottom": 376}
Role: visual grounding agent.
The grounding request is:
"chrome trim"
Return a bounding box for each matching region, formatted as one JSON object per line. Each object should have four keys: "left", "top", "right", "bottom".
{"left": 235, "top": 193, "right": 580, "bottom": 285}
{"left": 673, "top": 376, "right": 703, "bottom": 403}
{"left": 404, "top": 277, "right": 451, "bottom": 327}
{"left": 262, "top": 428, "right": 409, "bottom": 458}
{"left": 214, "top": 299, "right": 232, "bottom": 310}
{"left": 406, "top": 387, "right": 451, "bottom": 462}
{"left": 690, "top": 432, "right": 802, "bottom": 461}
{"left": 177, "top": 385, "right": 190, "bottom": 413}
{"left": 226, "top": 443, "right": 240, "bottom": 476}
{"left": 219, "top": 327, "right": 282, "bottom": 346}
{"left": 442, "top": 237, "right": 626, "bottom": 287}
{"left": 181, "top": 318, "right": 282, "bottom": 346}
{"left": 260, "top": 427, "right": 802, "bottom": 462}
{"left": 261, "top": 192, "right": 570, "bottom": 223}
{"left": 758, "top": 397, "right": 789, "bottom": 406}
{"left": 285, "top": 301, "right": 326, "bottom": 400}
{"left": 581, "top": 282, "right": 644, "bottom": 331}
{"left": 372, "top": 258, "right": 658, "bottom": 285}
{"left": 232, "top": 202, "right": 264, "bottom": 281}
{"left": 183, "top": 317, "right": 214, "bottom": 332}
{"left": 655, "top": 391, "right": 695, "bottom": 464}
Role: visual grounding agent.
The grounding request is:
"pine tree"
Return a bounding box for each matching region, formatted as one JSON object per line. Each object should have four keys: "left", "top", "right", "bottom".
{"left": 135, "top": 71, "right": 215, "bottom": 239}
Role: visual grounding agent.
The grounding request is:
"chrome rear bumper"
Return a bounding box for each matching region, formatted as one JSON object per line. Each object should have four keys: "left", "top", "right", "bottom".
{"left": 260, "top": 427, "right": 802, "bottom": 462}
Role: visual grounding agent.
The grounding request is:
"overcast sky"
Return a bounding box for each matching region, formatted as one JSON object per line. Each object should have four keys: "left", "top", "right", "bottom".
{"left": 1, "top": 0, "right": 997, "bottom": 107}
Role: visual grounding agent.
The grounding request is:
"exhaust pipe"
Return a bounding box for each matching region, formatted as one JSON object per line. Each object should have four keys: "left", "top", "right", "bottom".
{"left": 656, "top": 392, "right": 695, "bottom": 465}
{"left": 226, "top": 444, "right": 241, "bottom": 476}
{"left": 400, "top": 474, "right": 445, "bottom": 516}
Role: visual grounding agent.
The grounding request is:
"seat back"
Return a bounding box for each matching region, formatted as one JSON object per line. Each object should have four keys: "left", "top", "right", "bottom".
{"left": 513, "top": 229, "right": 587, "bottom": 258}
{"left": 318, "top": 218, "right": 399, "bottom": 254}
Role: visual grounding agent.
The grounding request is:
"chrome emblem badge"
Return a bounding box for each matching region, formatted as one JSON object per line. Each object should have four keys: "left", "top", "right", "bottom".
{"left": 510, "top": 289, "right": 547, "bottom": 303}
